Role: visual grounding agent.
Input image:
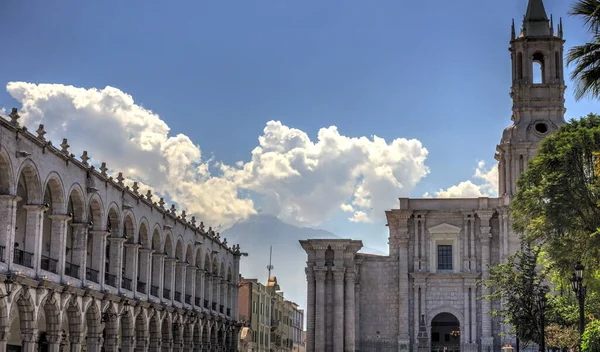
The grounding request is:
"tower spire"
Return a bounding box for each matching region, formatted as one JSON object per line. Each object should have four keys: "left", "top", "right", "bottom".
{"left": 522, "top": 0, "right": 552, "bottom": 37}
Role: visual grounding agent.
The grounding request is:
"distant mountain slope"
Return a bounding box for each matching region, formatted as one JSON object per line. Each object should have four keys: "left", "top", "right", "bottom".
{"left": 222, "top": 214, "right": 385, "bottom": 317}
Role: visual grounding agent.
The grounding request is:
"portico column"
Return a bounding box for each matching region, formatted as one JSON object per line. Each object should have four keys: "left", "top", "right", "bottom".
{"left": 136, "top": 336, "right": 149, "bottom": 352}
{"left": 45, "top": 333, "right": 62, "bottom": 352}
{"left": 85, "top": 332, "right": 103, "bottom": 352}
{"left": 88, "top": 230, "right": 108, "bottom": 285}
{"left": 69, "top": 333, "right": 84, "bottom": 352}
{"left": 122, "top": 336, "right": 135, "bottom": 352}
{"left": 0, "top": 195, "right": 19, "bottom": 265}
{"left": 107, "top": 236, "right": 126, "bottom": 288}
{"left": 344, "top": 269, "right": 356, "bottom": 352}
{"left": 48, "top": 214, "right": 69, "bottom": 278}
{"left": 21, "top": 329, "right": 38, "bottom": 352}
{"left": 0, "top": 328, "right": 8, "bottom": 352}
{"left": 70, "top": 224, "right": 88, "bottom": 280}
{"left": 22, "top": 204, "right": 45, "bottom": 272}
{"left": 314, "top": 267, "right": 327, "bottom": 352}
{"left": 152, "top": 252, "right": 165, "bottom": 298}
{"left": 305, "top": 267, "right": 315, "bottom": 352}
{"left": 478, "top": 211, "right": 494, "bottom": 352}
{"left": 149, "top": 335, "right": 162, "bottom": 352}
{"left": 332, "top": 267, "right": 345, "bottom": 352}
{"left": 196, "top": 269, "right": 204, "bottom": 307}
{"left": 396, "top": 212, "right": 411, "bottom": 349}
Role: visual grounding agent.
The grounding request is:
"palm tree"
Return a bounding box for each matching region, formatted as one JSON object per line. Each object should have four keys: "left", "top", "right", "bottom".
{"left": 567, "top": 0, "right": 600, "bottom": 100}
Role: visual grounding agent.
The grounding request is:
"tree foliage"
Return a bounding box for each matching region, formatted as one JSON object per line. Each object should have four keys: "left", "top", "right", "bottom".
{"left": 568, "top": 0, "right": 600, "bottom": 100}
{"left": 486, "top": 244, "right": 547, "bottom": 346}
{"left": 546, "top": 323, "right": 579, "bottom": 350}
{"left": 510, "top": 114, "right": 600, "bottom": 292}
{"left": 582, "top": 319, "right": 600, "bottom": 352}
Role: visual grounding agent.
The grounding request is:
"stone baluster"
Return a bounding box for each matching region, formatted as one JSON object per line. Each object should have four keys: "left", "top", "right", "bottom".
{"left": 305, "top": 267, "right": 315, "bottom": 352}
{"left": 478, "top": 211, "right": 494, "bottom": 352}
{"left": 344, "top": 269, "right": 356, "bottom": 352}
{"left": 313, "top": 267, "right": 327, "bottom": 352}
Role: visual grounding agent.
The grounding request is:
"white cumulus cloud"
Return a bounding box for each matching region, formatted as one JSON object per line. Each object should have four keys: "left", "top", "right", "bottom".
{"left": 423, "top": 161, "right": 498, "bottom": 198}
{"left": 4, "top": 82, "right": 430, "bottom": 227}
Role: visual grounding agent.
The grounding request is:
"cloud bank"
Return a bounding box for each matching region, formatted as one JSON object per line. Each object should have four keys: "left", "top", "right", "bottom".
{"left": 423, "top": 161, "right": 499, "bottom": 198}
{"left": 5, "top": 82, "right": 430, "bottom": 227}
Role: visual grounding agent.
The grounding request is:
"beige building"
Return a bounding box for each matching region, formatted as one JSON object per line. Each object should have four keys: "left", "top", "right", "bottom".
{"left": 238, "top": 276, "right": 305, "bottom": 352}
{"left": 0, "top": 109, "right": 244, "bottom": 350}
{"left": 301, "top": 1, "right": 566, "bottom": 352}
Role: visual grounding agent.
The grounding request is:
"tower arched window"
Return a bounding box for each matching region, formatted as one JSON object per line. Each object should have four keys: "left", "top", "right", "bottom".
{"left": 517, "top": 52, "right": 523, "bottom": 80}
{"left": 519, "top": 155, "right": 525, "bottom": 174}
{"left": 555, "top": 52, "right": 560, "bottom": 80}
{"left": 532, "top": 53, "right": 545, "bottom": 84}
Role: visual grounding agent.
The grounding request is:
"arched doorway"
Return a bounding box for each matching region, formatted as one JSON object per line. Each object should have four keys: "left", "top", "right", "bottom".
{"left": 430, "top": 313, "right": 460, "bottom": 352}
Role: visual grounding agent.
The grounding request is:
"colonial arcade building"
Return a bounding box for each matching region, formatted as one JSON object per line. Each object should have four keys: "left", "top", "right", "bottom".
{"left": 301, "top": 0, "right": 566, "bottom": 351}
{"left": 0, "top": 110, "right": 243, "bottom": 351}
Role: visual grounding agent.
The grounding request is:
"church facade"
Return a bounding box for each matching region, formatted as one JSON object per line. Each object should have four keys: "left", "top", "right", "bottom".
{"left": 300, "top": 1, "right": 566, "bottom": 351}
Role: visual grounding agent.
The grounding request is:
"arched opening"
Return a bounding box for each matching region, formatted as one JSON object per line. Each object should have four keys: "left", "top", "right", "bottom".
{"left": 14, "top": 166, "right": 42, "bottom": 269}
{"left": 204, "top": 254, "right": 211, "bottom": 309}
{"left": 41, "top": 178, "right": 65, "bottom": 274}
{"left": 83, "top": 301, "right": 101, "bottom": 350}
{"left": 194, "top": 248, "right": 203, "bottom": 307}
{"left": 184, "top": 244, "right": 194, "bottom": 304}
{"left": 430, "top": 313, "right": 460, "bottom": 352}
{"left": 104, "top": 207, "right": 120, "bottom": 287}
{"left": 150, "top": 229, "right": 161, "bottom": 297}
{"left": 136, "top": 222, "right": 149, "bottom": 295}
{"left": 86, "top": 198, "right": 103, "bottom": 283}
{"left": 121, "top": 215, "right": 135, "bottom": 291}
{"left": 163, "top": 235, "right": 174, "bottom": 300}
{"left": 555, "top": 51, "right": 560, "bottom": 80}
{"left": 7, "top": 294, "right": 37, "bottom": 350}
{"left": 174, "top": 241, "right": 184, "bottom": 302}
{"left": 65, "top": 188, "right": 85, "bottom": 278}
{"left": 532, "top": 52, "right": 545, "bottom": 84}
{"left": 516, "top": 52, "right": 523, "bottom": 80}
{"left": 0, "top": 152, "right": 11, "bottom": 195}
{"left": 0, "top": 152, "right": 13, "bottom": 263}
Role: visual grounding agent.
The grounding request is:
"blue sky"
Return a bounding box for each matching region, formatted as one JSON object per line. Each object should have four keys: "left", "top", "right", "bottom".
{"left": 0, "top": 0, "right": 598, "bottom": 253}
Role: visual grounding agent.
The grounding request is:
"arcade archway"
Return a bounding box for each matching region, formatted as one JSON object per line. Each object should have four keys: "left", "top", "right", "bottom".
{"left": 430, "top": 312, "right": 460, "bottom": 352}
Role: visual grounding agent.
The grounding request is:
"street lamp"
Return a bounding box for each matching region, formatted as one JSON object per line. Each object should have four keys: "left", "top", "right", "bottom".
{"left": 538, "top": 288, "right": 548, "bottom": 352}
{"left": 571, "top": 262, "right": 587, "bottom": 346}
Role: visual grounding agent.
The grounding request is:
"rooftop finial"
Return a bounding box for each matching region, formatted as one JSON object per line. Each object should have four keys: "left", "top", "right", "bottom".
{"left": 9, "top": 108, "right": 20, "bottom": 126}
{"left": 36, "top": 124, "right": 46, "bottom": 140}
{"left": 511, "top": 19, "right": 516, "bottom": 41}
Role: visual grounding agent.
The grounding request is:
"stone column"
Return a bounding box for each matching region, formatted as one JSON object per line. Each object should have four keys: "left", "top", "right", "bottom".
{"left": 196, "top": 269, "right": 205, "bottom": 306}
{"left": 478, "top": 211, "right": 493, "bottom": 352}
{"left": 175, "top": 262, "right": 186, "bottom": 303}
{"left": 21, "top": 329, "right": 38, "bottom": 352}
{"left": 344, "top": 269, "right": 356, "bottom": 352}
{"left": 305, "top": 267, "right": 315, "bottom": 352}
{"left": 103, "top": 330, "right": 119, "bottom": 352}
{"left": 136, "top": 336, "right": 149, "bottom": 352}
{"left": 139, "top": 248, "right": 153, "bottom": 294}
{"left": 48, "top": 214, "right": 69, "bottom": 277}
{"left": 396, "top": 213, "right": 411, "bottom": 349}
{"left": 107, "top": 236, "right": 126, "bottom": 288}
{"left": 463, "top": 282, "right": 470, "bottom": 345}
{"left": 164, "top": 257, "right": 176, "bottom": 300}
{"left": 70, "top": 223, "right": 88, "bottom": 280}
{"left": 332, "top": 267, "right": 345, "bottom": 352}
{"left": 88, "top": 230, "right": 108, "bottom": 284}
{"left": 152, "top": 252, "right": 165, "bottom": 298}
{"left": 121, "top": 337, "right": 135, "bottom": 352}
{"left": 220, "top": 279, "right": 227, "bottom": 313}
{"left": 0, "top": 195, "right": 19, "bottom": 265}
{"left": 355, "top": 279, "right": 361, "bottom": 346}
{"left": 69, "top": 333, "right": 84, "bottom": 352}
{"left": 413, "top": 282, "right": 420, "bottom": 342}
{"left": 149, "top": 335, "right": 162, "bottom": 352}
{"left": 123, "top": 242, "right": 139, "bottom": 292}
{"left": 45, "top": 333, "right": 62, "bottom": 352}
{"left": 0, "top": 328, "right": 8, "bottom": 352}
{"left": 314, "top": 267, "right": 327, "bottom": 352}
{"left": 187, "top": 265, "right": 196, "bottom": 306}
{"left": 23, "top": 204, "right": 45, "bottom": 272}
{"left": 85, "top": 332, "right": 103, "bottom": 352}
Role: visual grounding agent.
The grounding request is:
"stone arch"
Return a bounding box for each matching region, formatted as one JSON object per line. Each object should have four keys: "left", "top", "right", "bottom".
{"left": 123, "top": 213, "right": 136, "bottom": 240}
{"left": 151, "top": 227, "right": 161, "bottom": 252}
{"left": 195, "top": 248, "right": 202, "bottom": 267}
{"left": 0, "top": 295, "right": 9, "bottom": 331}
{"left": 138, "top": 219, "right": 150, "bottom": 248}
{"left": 149, "top": 310, "right": 160, "bottom": 344}
{"left": 426, "top": 306, "right": 464, "bottom": 332}
{"left": 161, "top": 314, "right": 172, "bottom": 343}
{"left": 42, "top": 173, "right": 66, "bottom": 214}
{"left": 193, "top": 322, "right": 201, "bottom": 349}
{"left": 83, "top": 300, "right": 101, "bottom": 335}
{"left": 175, "top": 239, "right": 183, "bottom": 261}
{"left": 204, "top": 252, "right": 210, "bottom": 271}
{"left": 0, "top": 147, "right": 13, "bottom": 195}
{"left": 185, "top": 243, "right": 193, "bottom": 264}
{"left": 65, "top": 299, "right": 83, "bottom": 336}
{"left": 39, "top": 294, "right": 61, "bottom": 335}
{"left": 14, "top": 289, "right": 37, "bottom": 333}
{"left": 106, "top": 204, "right": 121, "bottom": 234}
{"left": 164, "top": 233, "right": 174, "bottom": 256}
{"left": 429, "top": 311, "right": 461, "bottom": 348}
{"left": 67, "top": 184, "right": 86, "bottom": 222}
{"left": 16, "top": 160, "right": 42, "bottom": 204}
{"left": 87, "top": 194, "right": 104, "bottom": 231}
{"left": 135, "top": 311, "right": 148, "bottom": 349}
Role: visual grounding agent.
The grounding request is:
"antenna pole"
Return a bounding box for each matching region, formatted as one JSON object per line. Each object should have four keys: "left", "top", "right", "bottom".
{"left": 267, "top": 246, "right": 274, "bottom": 280}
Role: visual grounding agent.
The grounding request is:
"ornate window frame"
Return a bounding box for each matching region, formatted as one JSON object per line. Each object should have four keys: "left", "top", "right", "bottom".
{"left": 428, "top": 223, "right": 462, "bottom": 274}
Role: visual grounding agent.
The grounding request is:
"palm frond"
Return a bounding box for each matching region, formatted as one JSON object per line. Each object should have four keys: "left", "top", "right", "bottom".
{"left": 567, "top": 38, "right": 600, "bottom": 100}
{"left": 570, "top": 0, "right": 600, "bottom": 34}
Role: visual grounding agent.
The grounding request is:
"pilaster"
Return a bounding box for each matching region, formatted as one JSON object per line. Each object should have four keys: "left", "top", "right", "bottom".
{"left": 305, "top": 266, "right": 316, "bottom": 352}
{"left": 477, "top": 210, "right": 494, "bottom": 351}
{"left": 47, "top": 214, "right": 70, "bottom": 277}
{"left": 70, "top": 223, "right": 89, "bottom": 280}
{"left": 0, "top": 195, "right": 19, "bottom": 267}
{"left": 344, "top": 269, "right": 356, "bottom": 352}
{"left": 332, "top": 267, "right": 345, "bottom": 352}
{"left": 314, "top": 267, "right": 327, "bottom": 352}
{"left": 22, "top": 204, "right": 45, "bottom": 273}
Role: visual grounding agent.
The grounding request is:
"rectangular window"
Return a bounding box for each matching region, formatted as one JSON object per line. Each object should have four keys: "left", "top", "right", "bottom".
{"left": 437, "top": 245, "right": 453, "bottom": 270}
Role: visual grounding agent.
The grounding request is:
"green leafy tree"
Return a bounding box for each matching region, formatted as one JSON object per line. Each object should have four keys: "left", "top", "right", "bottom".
{"left": 486, "top": 244, "right": 547, "bottom": 347}
{"left": 511, "top": 114, "right": 600, "bottom": 293}
{"left": 567, "top": 0, "right": 600, "bottom": 100}
{"left": 582, "top": 319, "right": 600, "bottom": 352}
{"left": 546, "top": 323, "right": 579, "bottom": 350}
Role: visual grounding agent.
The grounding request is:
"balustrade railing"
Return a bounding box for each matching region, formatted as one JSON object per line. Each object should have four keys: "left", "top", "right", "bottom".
{"left": 195, "top": 297, "right": 201, "bottom": 307}
{"left": 204, "top": 299, "right": 209, "bottom": 309}
{"left": 174, "top": 291, "right": 181, "bottom": 302}
{"left": 64, "top": 262, "right": 80, "bottom": 278}
{"left": 105, "top": 273, "right": 117, "bottom": 287}
{"left": 212, "top": 302, "right": 217, "bottom": 311}
{"left": 122, "top": 277, "right": 132, "bottom": 290}
{"left": 137, "top": 281, "right": 146, "bottom": 294}
{"left": 226, "top": 308, "right": 231, "bottom": 316}
{"left": 0, "top": 245, "right": 5, "bottom": 262}
{"left": 150, "top": 285, "right": 159, "bottom": 297}
{"left": 86, "top": 267, "right": 99, "bottom": 283}
{"left": 41, "top": 255, "right": 58, "bottom": 273}
{"left": 185, "top": 294, "right": 191, "bottom": 304}
{"left": 163, "top": 288, "right": 171, "bottom": 299}
{"left": 219, "top": 305, "right": 224, "bottom": 314}
{"left": 13, "top": 248, "right": 33, "bottom": 268}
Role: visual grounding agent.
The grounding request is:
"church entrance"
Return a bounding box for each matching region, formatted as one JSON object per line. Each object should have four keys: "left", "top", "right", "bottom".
{"left": 430, "top": 313, "right": 460, "bottom": 352}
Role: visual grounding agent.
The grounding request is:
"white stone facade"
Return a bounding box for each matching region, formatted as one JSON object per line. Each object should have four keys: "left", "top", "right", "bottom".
{"left": 301, "top": 1, "right": 566, "bottom": 351}
{"left": 0, "top": 109, "right": 243, "bottom": 351}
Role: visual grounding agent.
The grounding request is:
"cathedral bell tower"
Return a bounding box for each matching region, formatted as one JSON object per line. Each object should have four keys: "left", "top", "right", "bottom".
{"left": 496, "top": 0, "right": 566, "bottom": 197}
